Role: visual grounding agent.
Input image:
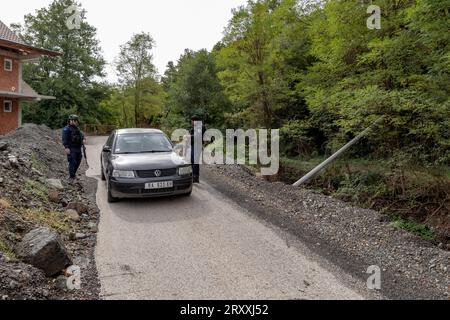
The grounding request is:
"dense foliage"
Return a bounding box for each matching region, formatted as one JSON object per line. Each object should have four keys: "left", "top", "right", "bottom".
{"left": 160, "top": 49, "right": 231, "bottom": 131}
{"left": 115, "top": 32, "right": 162, "bottom": 128}
{"left": 159, "top": 0, "right": 450, "bottom": 167}
{"left": 13, "top": 0, "right": 109, "bottom": 127}
{"left": 210, "top": 0, "right": 449, "bottom": 167}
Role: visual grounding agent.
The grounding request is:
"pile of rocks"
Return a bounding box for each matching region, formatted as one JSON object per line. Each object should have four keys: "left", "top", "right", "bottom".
{"left": 0, "top": 124, "right": 100, "bottom": 300}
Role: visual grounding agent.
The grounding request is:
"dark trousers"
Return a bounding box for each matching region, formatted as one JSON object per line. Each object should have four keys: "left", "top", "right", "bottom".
{"left": 67, "top": 148, "right": 82, "bottom": 179}
{"left": 191, "top": 150, "right": 200, "bottom": 181}
{"left": 193, "top": 164, "right": 200, "bottom": 179}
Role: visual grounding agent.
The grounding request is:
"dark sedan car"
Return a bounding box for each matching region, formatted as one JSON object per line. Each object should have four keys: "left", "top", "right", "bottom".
{"left": 101, "top": 129, "right": 193, "bottom": 202}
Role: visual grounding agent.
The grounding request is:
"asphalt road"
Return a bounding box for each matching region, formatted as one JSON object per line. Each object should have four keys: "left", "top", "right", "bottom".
{"left": 86, "top": 136, "right": 364, "bottom": 300}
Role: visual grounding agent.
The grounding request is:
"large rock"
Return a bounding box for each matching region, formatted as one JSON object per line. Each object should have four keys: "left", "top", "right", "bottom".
{"left": 46, "top": 179, "right": 64, "bottom": 191}
{"left": 66, "top": 209, "right": 81, "bottom": 222}
{"left": 0, "top": 142, "right": 8, "bottom": 151}
{"left": 16, "top": 228, "right": 72, "bottom": 277}
{"left": 8, "top": 155, "right": 18, "bottom": 168}
{"left": 48, "top": 190, "right": 60, "bottom": 203}
{"left": 66, "top": 202, "right": 89, "bottom": 215}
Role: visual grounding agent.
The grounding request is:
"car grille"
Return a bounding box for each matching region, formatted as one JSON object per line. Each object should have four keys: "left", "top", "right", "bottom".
{"left": 136, "top": 168, "right": 177, "bottom": 178}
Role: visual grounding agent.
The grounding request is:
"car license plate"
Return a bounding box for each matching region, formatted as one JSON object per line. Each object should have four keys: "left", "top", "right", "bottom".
{"left": 145, "top": 181, "right": 173, "bottom": 189}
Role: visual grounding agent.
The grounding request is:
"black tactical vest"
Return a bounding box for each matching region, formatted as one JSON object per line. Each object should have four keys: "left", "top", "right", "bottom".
{"left": 69, "top": 126, "right": 82, "bottom": 147}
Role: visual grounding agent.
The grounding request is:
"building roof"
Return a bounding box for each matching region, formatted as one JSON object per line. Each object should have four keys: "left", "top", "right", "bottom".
{"left": 0, "top": 20, "right": 59, "bottom": 102}
{"left": 0, "top": 20, "right": 27, "bottom": 45}
{"left": 0, "top": 80, "right": 55, "bottom": 101}
{"left": 0, "top": 19, "right": 61, "bottom": 57}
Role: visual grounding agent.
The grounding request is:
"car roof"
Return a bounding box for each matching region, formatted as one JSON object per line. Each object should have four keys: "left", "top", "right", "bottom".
{"left": 115, "top": 128, "right": 164, "bottom": 135}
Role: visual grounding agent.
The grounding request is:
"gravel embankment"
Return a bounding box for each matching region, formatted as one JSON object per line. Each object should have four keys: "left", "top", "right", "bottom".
{"left": 0, "top": 124, "right": 100, "bottom": 300}
{"left": 203, "top": 165, "right": 449, "bottom": 300}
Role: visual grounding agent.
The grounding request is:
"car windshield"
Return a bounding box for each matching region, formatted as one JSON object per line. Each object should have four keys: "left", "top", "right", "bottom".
{"left": 115, "top": 133, "right": 173, "bottom": 154}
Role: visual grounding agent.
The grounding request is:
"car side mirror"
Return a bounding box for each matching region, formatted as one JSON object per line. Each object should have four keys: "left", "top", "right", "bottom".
{"left": 103, "top": 146, "right": 111, "bottom": 153}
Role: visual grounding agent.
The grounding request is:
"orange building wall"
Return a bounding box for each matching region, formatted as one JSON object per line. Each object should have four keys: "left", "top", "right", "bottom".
{"left": 0, "top": 98, "right": 19, "bottom": 135}
{"left": 0, "top": 55, "right": 19, "bottom": 92}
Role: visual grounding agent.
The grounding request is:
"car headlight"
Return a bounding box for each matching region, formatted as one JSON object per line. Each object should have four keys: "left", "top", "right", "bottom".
{"left": 178, "top": 166, "right": 193, "bottom": 176}
{"left": 112, "top": 170, "right": 135, "bottom": 178}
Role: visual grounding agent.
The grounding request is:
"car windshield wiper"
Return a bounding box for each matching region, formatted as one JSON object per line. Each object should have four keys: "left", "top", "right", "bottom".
{"left": 139, "top": 150, "right": 171, "bottom": 153}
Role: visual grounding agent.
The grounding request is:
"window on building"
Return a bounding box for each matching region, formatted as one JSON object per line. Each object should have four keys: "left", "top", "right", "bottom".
{"left": 4, "top": 59, "right": 13, "bottom": 72}
{"left": 3, "top": 100, "right": 12, "bottom": 113}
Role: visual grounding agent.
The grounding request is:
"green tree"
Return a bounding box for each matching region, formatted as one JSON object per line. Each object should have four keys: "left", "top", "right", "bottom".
{"left": 101, "top": 79, "right": 165, "bottom": 129}
{"left": 302, "top": 0, "right": 449, "bottom": 164}
{"left": 216, "top": 0, "right": 312, "bottom": 129}
{"left": 116, "top": 32, "right": 157, "bottom": 127}
{"left": 161, "top": 49, "right": 230, "bottom": 131}
{"left": 99, "top": 87, "right": 133, "bottom": 128}
{"left": 14, "top": 0, "right": 108, "bottom": 127}
{"left": 216, "top": 1, "right": 277, "bottom": 128}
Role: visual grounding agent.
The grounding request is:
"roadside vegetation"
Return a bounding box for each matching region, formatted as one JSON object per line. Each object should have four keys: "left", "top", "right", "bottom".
{"left": 9, "top": 0, "right": 449, "bottom": 242}
{"left": 0, "top": 199, "right": 16, "bottom": 260}
{"left": 0, "top": 236, "right": 15, "bottom": 261}
{"left": 25, "top": 180, "right": 49, "bottom": 204}
{"left": 280, "top": 157, "right": 449, "bottom": 242}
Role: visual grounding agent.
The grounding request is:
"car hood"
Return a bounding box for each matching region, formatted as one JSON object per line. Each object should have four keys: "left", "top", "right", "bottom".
{"left": 111, "top": 152, "right": 188, "bottom": 171}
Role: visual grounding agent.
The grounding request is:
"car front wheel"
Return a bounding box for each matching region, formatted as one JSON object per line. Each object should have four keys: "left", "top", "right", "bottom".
{"left": 101, "top": 159, "right": 106, "bottom": 181}
{"left": 107, "top": 180, "right": 119, "bottom": 203}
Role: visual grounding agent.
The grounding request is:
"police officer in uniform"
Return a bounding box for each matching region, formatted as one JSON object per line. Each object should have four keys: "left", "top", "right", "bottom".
{"left": 62, "top": 115, "right": 86, "bottom": 180}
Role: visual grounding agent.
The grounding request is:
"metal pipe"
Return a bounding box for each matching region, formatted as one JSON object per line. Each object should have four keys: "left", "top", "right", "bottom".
{"left": 293, "top": 117, "right": 384, "bottom": 188}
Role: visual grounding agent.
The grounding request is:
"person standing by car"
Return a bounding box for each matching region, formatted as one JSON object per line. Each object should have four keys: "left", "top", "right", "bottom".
{"left": 190, "top": 115, "right": 204, "bottom": 183}
{"left": 62, "top": 115, "right": 86, "bottom": 180}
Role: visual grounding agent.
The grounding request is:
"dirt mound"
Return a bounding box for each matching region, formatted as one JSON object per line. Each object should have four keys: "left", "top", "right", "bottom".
{"left": 0, "top": 124, "right": 100, "bottom": 300}
{"left": 1, "top": 124, "right": 66, "bottom": 178}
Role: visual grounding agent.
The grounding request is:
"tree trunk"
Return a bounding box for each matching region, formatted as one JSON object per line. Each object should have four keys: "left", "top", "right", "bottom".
{"left": 257, "top": 71, "right": 272, "bottom": 128}
{"left": 122, "top": 101, "right": 127, "bottom": 128}
{"left": 134, "top": 81, "right": 139, "bottom": 128}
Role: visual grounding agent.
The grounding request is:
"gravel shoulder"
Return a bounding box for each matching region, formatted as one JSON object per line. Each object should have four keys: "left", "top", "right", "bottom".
{"left": 202, "top": 165, "right": 449, "bottom": 300}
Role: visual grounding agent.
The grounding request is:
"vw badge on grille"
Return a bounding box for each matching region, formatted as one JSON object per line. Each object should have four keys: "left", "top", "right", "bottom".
{"left": 154, "top": 170, "right": 162, "bottom": 177}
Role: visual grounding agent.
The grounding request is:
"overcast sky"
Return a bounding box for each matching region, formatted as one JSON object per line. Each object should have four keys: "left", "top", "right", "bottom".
{"left": 3, "top": 0, "right": 247, "bottom": 83}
